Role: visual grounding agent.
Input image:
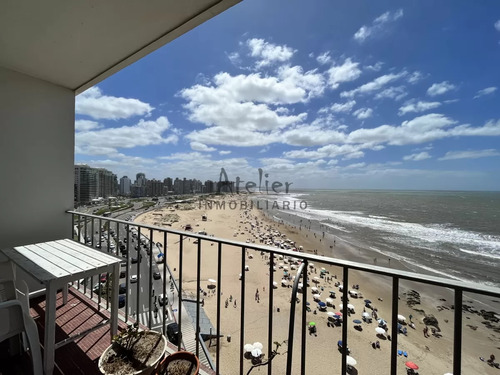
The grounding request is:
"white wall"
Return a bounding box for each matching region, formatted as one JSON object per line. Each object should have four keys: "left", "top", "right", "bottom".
{"left": 0, "top": 66, "right": 75, "bottom": 249}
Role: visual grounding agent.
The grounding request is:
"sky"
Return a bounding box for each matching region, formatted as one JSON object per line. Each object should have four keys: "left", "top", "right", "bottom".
{"left": 75, "top": 0, "right": 500, "bottom": 191}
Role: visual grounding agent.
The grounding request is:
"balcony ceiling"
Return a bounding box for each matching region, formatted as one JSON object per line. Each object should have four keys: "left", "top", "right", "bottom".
{"left": 0, "top": 0, "right": 241, "bottom": 94}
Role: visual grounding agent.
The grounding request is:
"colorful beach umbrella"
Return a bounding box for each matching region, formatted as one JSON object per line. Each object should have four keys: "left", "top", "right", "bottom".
{"left": 405, "top": 361, "right": 419, "bottom": 370}
{"left": 309, "top": 321, "right": 316, "bottom": 326}
{"left": 318, "top": 301, "right": 326, "bottom": 307}
{"left": 375, "top": 327, "right": 386, "bottom": 335}
{"left": 364, "top": 299, "right": 371, "bottom": 303}
{"left": 353, "top": 319, "right": 362, "bottom": 324}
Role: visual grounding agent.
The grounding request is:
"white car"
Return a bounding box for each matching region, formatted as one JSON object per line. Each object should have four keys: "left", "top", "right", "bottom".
{"left": 130, "top": 275, "right": 138, "bottom": 283}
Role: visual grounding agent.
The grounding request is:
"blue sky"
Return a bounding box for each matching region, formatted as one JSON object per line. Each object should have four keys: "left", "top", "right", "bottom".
{"left": 75, "top": 0, "right": 500, "bottom": 191}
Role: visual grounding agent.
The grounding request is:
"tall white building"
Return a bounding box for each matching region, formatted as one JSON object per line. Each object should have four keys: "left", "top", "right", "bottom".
{"left": 120, "top": 176, "right": 131, "bottom": 196}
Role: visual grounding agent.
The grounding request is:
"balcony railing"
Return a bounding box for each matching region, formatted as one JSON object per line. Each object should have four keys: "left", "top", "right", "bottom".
{"left": 69, "top": 210, "right": 500, "bottom": 375}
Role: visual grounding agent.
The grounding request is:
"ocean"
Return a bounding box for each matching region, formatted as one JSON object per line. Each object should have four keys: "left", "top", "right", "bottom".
{"left": 255, "top": 190, "right": 500, "bottom": 288}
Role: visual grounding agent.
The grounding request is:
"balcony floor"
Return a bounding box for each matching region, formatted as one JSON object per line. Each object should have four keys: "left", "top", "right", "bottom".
{"left": 29, "top": 287, "right": 128, "bottom": 375}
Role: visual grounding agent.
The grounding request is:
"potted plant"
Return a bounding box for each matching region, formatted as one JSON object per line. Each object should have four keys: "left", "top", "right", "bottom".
{"left": 156, "top": 350, "right": 199, "bottom": 375}
{"left": 99, "top": 323, "right": 167, "bottom": 375}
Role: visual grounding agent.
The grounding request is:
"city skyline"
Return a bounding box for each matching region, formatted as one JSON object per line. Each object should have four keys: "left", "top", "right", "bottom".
{"left": 75, "top": 1, "right": 500, "bottom": 191}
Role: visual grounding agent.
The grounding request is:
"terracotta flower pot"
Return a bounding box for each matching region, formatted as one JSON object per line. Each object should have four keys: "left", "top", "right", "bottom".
{"left": 99, "top": 331, "right": 167, "bottom": 375}
{"left": 157, "top": 350, "right": 200, "bottom": 375}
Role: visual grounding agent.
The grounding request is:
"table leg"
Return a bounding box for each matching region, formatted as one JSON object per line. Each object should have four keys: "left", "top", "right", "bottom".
{"left": 110, "top": 264, "right": 119, "bottom": 340}
{"left": 44, "top": 282, "right": 57, "bottom": 375}
{"left": 63, "top": 284, "right": 68, "bottom": 305}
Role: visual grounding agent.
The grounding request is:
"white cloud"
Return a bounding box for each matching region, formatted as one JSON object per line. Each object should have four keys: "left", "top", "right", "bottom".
{"left": 495, "top": 20, "right": 500, "bottom": 32}
{"left": 374, "top": 86, "right": 407, "bottom": 101}
{"left": 403, "top": 152, "right": 431, "bottom": 161}
{"left": 354, "top": 9, "right": 404, "bottom": 43}
{"left": 190, "top": 142, "right": 216, "bottom": 152}
{"left": 277, "top": 65, "right": 326, "bottom": 100}
{"left": 326, "top": 58, "right": 362, "bottom": 89}
{"left": 398, "top": 100, "right": 441, "bottom": 116}
{"left": 75, "top": 116, "right": 177, "bottom": 156}
{"left": 439, "top": 149, "right": 500, "bottom": 161}
{"left": 344, "top": 162, "right": 366, "bottom": 169}
{"left": 329, "top": 100, "right": 357, "bottom": 113}
{"left": 316, "top": 52, "right": 332, "bottom": 65}
{"left": 219, "top": 150, "right": 232, "bottom": 155}
{"left": 227, "top": 52, "right": 241, "bottom": 65}
{"left": 426, "top": 81, "right": 456, "bottom": 97}
{"left": 407, "top": 71, "right": 424, "bottom": 84}
{"left": 246, "top": 38, "right": 296, "bottom": 68}
{"left": 281, "top": 125, "right": 346, "bottom": 146}
{"left": 365, "top": 62, "right": 384, "bottom": 71}
{"left": 473, "top": 86, "right": 497, "bottom": 99}
{"left": 353, "top": 108, "right": 373, "bottom": 119}
{"left": 76, "top": 87, "right": 154, "bottom": 120}
{"left": 341, "top": 72, "right": 406, "bottom": 98}
{"left": 75, "top": 119, "right": 102, "bottom": 131}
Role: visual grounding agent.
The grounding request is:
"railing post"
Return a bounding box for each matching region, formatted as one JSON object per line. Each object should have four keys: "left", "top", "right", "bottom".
{"left": 196, "top": 238, "right": 202, "bottom": 358}
{"left": 178, "top": 234, "right": 183, "bottom": 351}
{"left": 216, "top": 241, "right": 222, "bottom": 375}
{"left": 390, "top": 276, "right": 399, "bottom": 375}
{"left": 136, "top": 227, "right": 141, "bottom": 323}
{"left": 300, "top": 260, "right": 308, "bottom": 375}
{"left": 162, "top": 231, "right": 167, "bottom": 335}
{"left": 341, "top": 267, "right": 349, "bottom": 375}
{"left": 125, "top": 223, "right": 130, "bottom": 322}
{"left": 267, "top": 252, "right": 274, "bottom": 375}
{"left": 286, "top": 261, "right": 306, "bottom": 375}
{"left": 148, "top": 228, "right": 153, "bottom": 329}
{"left": 239, "top": 246, "right": 246, "bottom": 375}
{"left": 454, "top": 288, "right": 463, "bottom": 375}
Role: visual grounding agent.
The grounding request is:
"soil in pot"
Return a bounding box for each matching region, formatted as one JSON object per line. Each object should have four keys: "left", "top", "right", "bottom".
{"left": 164, "top": 358, "right": 197, "bottom": 375}
{"left": 101, "top": 332, "right": 165, "bottom": 374}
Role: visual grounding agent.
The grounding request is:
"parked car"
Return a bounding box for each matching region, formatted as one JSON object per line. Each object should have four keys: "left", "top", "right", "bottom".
{"left": 153, "top": 272, "right": 161, "bottom": 280}
{"left": 118, "top": 295, "right": 126, "bottom": 308}
{"left": 119, "top": 283, "right": 127, "bottom": 294}
{"left": 130, "top": 275, "right": 138, "bottom": 283}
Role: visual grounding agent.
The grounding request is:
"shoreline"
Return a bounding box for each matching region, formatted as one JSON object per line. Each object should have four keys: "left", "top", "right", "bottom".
{"left": 134, "top": 195, "right": 500, "bottom": 375}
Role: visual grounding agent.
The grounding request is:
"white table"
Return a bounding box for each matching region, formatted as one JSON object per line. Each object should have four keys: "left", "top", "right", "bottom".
{"left": 1, "top": 239, "right": 122, "bottom": 375}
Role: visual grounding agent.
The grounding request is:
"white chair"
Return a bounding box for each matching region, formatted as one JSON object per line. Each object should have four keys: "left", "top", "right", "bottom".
{"left": 0, "top": 298, "right": 43, "bottom": 375}
{"left": 0, "top": 256, "right": 43, "bottom": 375}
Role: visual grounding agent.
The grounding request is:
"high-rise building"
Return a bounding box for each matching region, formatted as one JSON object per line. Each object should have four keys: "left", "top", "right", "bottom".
{"left": 120, "top": 176, "right": 131, "bottom": 196}
{"left": 74, "top": 164, "right": 98, "bottom": 204}
{"left": 146, "top": 179, "right": 164, "bottom": 197}
{"left": 136, "top": 173, "right": 146, "bottom": 187}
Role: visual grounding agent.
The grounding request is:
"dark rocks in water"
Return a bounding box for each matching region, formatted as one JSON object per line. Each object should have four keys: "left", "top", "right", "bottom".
{"left": 423, "top": 314, "right": 440, "bottom": 331}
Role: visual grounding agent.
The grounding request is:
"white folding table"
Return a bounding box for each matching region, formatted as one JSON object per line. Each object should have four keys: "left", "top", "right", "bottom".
{"left": 1, "top": 239, "right": 122, "bottom": 375}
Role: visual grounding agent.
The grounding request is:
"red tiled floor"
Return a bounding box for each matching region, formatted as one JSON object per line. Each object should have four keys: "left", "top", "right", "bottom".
{"left": 29, "top": 287, "right": 128, "bottom": 375}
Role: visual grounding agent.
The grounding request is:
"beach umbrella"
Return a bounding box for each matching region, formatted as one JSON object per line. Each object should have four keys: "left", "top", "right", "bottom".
{"left": 298, "top": 283, "right": 303, "bottom": 289}
{"left": 283, "top": 266, "right": 289, "bottom": 271}
{"left": 245, "top": 265, "right": 249, "bottom": 271}
{"left": 347, "top": 304, "right": 355, "bottom": 310}
{"left": 397, "top": 314, "right": 406, "bottom": 322}
{"left": 312, "top": 294, "right": 321, "bottom": 301}
{"left": 309, "top": 321, "right": 316, "bottom": 327}
{"left": 346, "top": 356, "right": 357, "bottom": 366}
{"left": 251, "top": 348, "right": 262, "bottom": 358}
{"left": 335, "top": 312, "right": 342, "bottom": 316}
{"left": 311, "top": 286, "right": 319, "bottom": 293}
{"left": 306, "top": 302, "right": 310, "bottom": 306}
{"left": 326, "top": 297, "right": 334, "bottom": 305}
{"left": 405, "top": 362, "right": 419, "bottom": 370}
{"left": 364, "top": 299, "right": 371, "bottom": 303}
{"left": 273, "top": 281, "right": 278, "bottom": 287}
{"left": 208, "top": 279, "right": 216, "bottom": 284}
{"left": 313, "top": 276, "right": 320, "bottom": 283}
{"left": 378, "top": 319, "right": 387, "bottom": 325}
{"left": 321, "top": 267, "right": 326, "bottom": 271}
{"left": 281, "top": 280, "right": 288, "bottom": 286}
{"left": 443, "top": 373, "right": 453, "bottom": 375}
{"left": 327, "top": 312, "right": 336, "bottom": 318}
{"left": 252, "top": 342, "right": 263, "bottom": 350}
{"left": 309, "top": 263, "right": 314, "bottom": 268}
{"left": 157, "top": 252, "right": 164, "bottom": 258}
{"left": 362, "top": 312, "right": 370, "bottom": 318}
{"left": 375, "top": 327, "right": 386, "bottom": 335}
{"left": 318, "top": 301, "right": 326, "bottom": 308}
{"left": 244, "top": 344, "right": 254, "bottom": 352}
{"left": 353, "top": 319, "right": 362, "bottom": 324}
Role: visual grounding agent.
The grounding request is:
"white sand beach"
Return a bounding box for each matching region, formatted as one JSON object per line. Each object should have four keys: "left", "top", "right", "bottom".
{"left": 134, "top": 194, "right": 500, "bottom": 375}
